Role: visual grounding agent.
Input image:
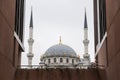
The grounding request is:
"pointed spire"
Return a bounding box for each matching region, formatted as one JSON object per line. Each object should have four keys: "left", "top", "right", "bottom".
{"left": 59, "top": 36, "right": 62, "bottom": 45}
{"left": 29, "top": 8, "right": 33, "bottom": 28}
{"left": 84, "top": 9, "right": 88, "bottom": 28}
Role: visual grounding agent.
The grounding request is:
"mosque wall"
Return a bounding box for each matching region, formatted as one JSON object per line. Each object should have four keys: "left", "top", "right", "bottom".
{"left": 43, "top": 57, "right": 78, "bottom": 66}
{"left": 94, "top": 0, "right": 120, "bottom": 80}
{"left": 43, "top": 57, "right": 77, "bottom": 64}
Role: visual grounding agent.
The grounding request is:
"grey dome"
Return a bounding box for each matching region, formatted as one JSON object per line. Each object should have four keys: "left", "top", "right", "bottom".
{"left": 43, "top": 44, "right": 77, "bottom": 57}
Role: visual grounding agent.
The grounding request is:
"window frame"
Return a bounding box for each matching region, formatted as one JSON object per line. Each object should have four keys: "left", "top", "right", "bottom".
{"left": 48, "top": 59, "right": 51, "bottom": 63}
{"left": 66, "top": 58, "right": 69, "bottom": 63}
{"left": 15, "top": 0, "right": 25, "bottom": 43}
{"left": 54, "top": 58, "right": 56, "bottom": 63}
{"left": 96, "top": 0, "right": 107, "bottom": 55}
{"left": 72, "top": 59, "right": 74, "bottom": 64}
{"left": 60, "top": 58, "right": 63, "bottom": 63}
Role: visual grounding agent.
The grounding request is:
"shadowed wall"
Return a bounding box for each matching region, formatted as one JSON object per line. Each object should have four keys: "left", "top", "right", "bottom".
{"left": 0, "top": 0, "right": 24, "bottom": 80}
{"left": 94, "top": 0, "right": 120, "bottom": 80}
{"left": 15, "top": 68, "right": 106, "bottom": 80}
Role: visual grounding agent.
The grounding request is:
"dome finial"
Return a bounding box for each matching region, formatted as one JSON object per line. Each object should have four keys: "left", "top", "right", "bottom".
{"left": 59, "top": 36, "right": 62, "bottom": 45}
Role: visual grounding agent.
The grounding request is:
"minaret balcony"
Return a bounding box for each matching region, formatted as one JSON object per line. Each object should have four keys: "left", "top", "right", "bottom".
{"left": 83, "top": 39, "right": 89, "bottom": 44}
{"left": 83, "top": 54, "right": 90, "bottom": 58}
{"left": 27, "top": 53, "right": 34, "bottom": 57}
{"left": 28, "top": 38, "right": 34, "bottom": 43}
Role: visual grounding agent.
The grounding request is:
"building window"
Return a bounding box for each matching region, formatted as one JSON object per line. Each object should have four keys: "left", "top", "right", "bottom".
{"left": 99, "top": 0, "right": 106, "bottom": 42}
{"left": 48, "top": 59, "right": 51, "bottom": 63}
{"left": 72, "top": 59, "right": 74, "bottom": 64}
{"left": 54, "top": 58, "right": 56, "bottom": 63}
{"left": 15, "top": 0, "right": 25, "bottom": 42}
{"left": 60, "top": 58, "right": 63, "bottom": 63}
{"left": 96, "top": 0, "right": 106, "bottom": 50}
{"left": 66, "top": 58, "right": 69, "bottom": 63}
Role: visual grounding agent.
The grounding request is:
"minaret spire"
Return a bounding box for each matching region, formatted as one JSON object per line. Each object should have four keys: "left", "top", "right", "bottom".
{"left": 30, "top": 8, "right": 33, "bottom": 28}
{"left": 27, "top": 8, "right": 34, "bottom": 68}
{"left": 59, "top": 36, "right": 62, "bottom": 45}
{"left": 83, "top": 8, "right": 90, "bottom": 66}
{"left": 84, "top": 9, "right": 88, "bottom": 28}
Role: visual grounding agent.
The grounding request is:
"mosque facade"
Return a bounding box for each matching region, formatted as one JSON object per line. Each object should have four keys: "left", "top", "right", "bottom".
{"left": 39, "top": 42, "right": 81, "bottom": 68}
{"left": 27, "top": 9, "right": 91, "bottom": 69}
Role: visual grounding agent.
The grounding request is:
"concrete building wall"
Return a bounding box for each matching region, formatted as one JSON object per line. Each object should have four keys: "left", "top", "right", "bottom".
{"left": 15, "top": 69, "right": 105, "bottom": 80}
{"left": 106, "top": 0, "right": 120, "bottom": 80}
{"left": 0, "top": 0, "right": 16, "bottom": 80}
{"left": 94, "top": 0, "right": 120, "bottom": 80}
{"left": 96, "top": 40, "right": 108, "bottom": 67}
{"left": 0, "top": 0, "right": 25, "bottom": 80}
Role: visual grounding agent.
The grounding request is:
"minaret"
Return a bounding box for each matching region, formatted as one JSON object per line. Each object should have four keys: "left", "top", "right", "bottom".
{"left": 83, "top": 10, "right": 90, "bottom": 66}
{"left": 27, "top": 10, "right": 34, "bottom": 68}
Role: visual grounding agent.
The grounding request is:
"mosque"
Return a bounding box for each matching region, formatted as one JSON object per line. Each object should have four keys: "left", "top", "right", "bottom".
{"left": 27, "top": 10, "right": 91, "bottom": 69}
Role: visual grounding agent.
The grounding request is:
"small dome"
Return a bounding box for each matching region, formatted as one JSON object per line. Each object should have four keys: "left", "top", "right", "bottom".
{"left": 43, "top": 44, "right": 77, "bottom": 57}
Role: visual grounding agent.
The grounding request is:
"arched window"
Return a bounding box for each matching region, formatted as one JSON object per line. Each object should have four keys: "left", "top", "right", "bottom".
{"left": 72, "top": 59, "right": 74, "bottom": 64}
{"left": 60, "top": 58, "right": 63, "bottom": 63}
{"left": 44, "top": 59, "right": 46, "bottom": 62}
{"left": 66, "top": 58, "right": 69, "bottom": 63}
{"left": 76, "top": 59, "right": 77, "bottom": 62}
{"left": 48, "top": 59, "right": 50, "bottom": 63}
{"left": 54, "top": 58, "right": 56, "bottom": 63}
{"left": 76, "top": 59, "right": 79, "bottom": 62}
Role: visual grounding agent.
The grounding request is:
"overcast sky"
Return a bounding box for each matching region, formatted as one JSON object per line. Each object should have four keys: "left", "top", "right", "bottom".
{"left": 21, "top": 0, "right": 94, "bottom": 65}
